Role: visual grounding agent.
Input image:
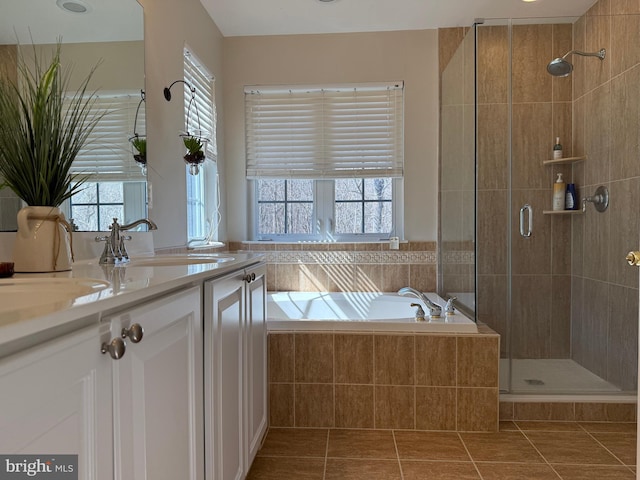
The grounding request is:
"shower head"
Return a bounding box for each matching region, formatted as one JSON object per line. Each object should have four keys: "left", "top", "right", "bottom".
{"left": 546, "top": 48, "right": 606, "bottom": 77}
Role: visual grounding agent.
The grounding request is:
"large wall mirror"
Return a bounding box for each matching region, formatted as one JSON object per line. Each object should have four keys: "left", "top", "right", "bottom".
{"left": 0, "top": 0, "right": 145, "bottom": 232}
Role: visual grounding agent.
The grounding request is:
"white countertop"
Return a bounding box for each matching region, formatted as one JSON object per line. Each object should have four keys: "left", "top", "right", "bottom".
{"left": 0, "top": 252, "right": 264, "bottom": 357}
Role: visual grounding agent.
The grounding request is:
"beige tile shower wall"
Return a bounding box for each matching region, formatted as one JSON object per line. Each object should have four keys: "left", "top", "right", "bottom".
{"left": 230, "top": 242, "right": 439, "bottom": 293}
{"left": 571, "top": 0, "right": 640, "bottom": 391}
{"left": 269, "top": 330, "right": 500, "bottom": 432}
{"left": 472, "top": 24, "right": 573, "bottom": 359}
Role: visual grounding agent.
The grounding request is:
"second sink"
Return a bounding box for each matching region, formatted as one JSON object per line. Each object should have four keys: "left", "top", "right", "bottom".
{"left": 126, "top": 253, "right": 235, "bottom": 267}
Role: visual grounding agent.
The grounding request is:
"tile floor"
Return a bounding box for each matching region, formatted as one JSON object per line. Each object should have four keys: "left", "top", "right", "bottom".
{"left": 247, "top": 421, "right": 637, "bottom": 479}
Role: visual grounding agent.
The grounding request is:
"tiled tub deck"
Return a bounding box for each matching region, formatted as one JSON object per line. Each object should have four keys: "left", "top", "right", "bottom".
{"left": 268, "top": 324, "right": 501, "bottom": 433}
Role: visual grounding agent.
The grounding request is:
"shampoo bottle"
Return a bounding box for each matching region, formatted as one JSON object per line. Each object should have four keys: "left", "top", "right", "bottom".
{"left": 565, "top": 183, "right": 578, "bottom": 210}
{"left": 553, "top": 173, "right": 565, "bottom": 211}
{"left": 553, "top": 137, "right": 563, "bottom": 159}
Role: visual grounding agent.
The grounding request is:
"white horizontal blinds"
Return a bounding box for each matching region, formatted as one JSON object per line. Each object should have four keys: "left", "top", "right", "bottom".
{"left": 184, "top": 49, "right": 217, "bottom": 161}
{"left": 68, "top": 93, "right": 145, "bottom": 181}
{"left": 245, "top": 83, "right": 404, "bottom": 179}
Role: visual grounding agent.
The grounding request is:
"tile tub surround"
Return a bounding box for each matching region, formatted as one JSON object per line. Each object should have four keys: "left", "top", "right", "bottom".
{"left": 247, "top": 422, "right": 636, "bottom": 479}
{"left": 268, "top": 326, "right": 500, "bottom": 432}
{"left": 228, "top": 241, "right": 465, "bottom": 295}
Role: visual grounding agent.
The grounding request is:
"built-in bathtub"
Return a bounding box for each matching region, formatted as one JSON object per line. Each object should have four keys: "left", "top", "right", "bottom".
{"left": 266, "top": 291, "right": 499, "bottom": 432}
{"left": 267, "top": 291, "right": 477, "bottom": 333}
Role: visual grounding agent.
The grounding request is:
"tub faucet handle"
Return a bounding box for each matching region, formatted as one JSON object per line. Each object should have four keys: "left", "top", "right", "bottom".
{"left": 410, "top": 303, "right": 426, "bottom": 322}
{"left": 445, "top": 296, "right": 457, "bottom": 315}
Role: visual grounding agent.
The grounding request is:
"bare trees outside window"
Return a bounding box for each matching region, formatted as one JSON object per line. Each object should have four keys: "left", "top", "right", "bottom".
{"left": 256, "top": 178, "right": 393, "bottom": 238}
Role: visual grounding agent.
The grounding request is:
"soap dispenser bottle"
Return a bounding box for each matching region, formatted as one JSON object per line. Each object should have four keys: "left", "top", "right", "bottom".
{"left": 553, "top": 173, "right": 565, "bottom": 211}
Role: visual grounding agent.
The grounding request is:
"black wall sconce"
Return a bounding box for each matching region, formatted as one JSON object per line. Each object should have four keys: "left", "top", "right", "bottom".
{"left": 163, "top": 79, "right": 210, "bottom": 175}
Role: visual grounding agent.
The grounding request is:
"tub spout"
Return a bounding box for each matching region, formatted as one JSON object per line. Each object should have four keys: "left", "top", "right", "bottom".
{"left": 398, "top": 287, "right": 442, "bottom": 318}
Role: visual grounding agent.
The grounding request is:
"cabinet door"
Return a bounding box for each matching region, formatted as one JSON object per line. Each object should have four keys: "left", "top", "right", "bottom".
{"left": 0, "top": 323, "right": 113, "bottom": 480}
{"left": 244, "top": 264, "right": 267, "bottom": 467}
{"left": 205, "top": 272, "right": 245, "bottom": 480}
{"left": 110, "top": 286, "right": 203, "bottom": 480}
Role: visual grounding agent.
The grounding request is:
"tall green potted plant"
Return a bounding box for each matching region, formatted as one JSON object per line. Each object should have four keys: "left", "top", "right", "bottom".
{"left": 0, "top": 44, "right": 103, "bottom": 272}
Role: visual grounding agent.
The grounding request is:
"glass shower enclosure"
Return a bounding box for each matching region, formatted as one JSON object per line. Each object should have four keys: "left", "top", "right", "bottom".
{"left": 439, "top": 17, "right": 638, "bottom": 396}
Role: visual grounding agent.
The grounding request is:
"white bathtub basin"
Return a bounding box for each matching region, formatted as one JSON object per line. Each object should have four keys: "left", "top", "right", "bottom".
{"left": 267, "top": 291, "right": 478, "bottom": 333}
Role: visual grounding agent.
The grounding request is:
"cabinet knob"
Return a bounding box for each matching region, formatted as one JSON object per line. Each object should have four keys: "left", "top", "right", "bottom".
{"left": 101, "top": 337, "right": 126, "bottom": 360}
{"left": 626, "top": 251, "right": 640, "bottom": 267}
{"left": 243, "top": 273, "right": 256, "bottom": 283}
{"left": 122, "top": 323, "right": 144, "bottom": 343}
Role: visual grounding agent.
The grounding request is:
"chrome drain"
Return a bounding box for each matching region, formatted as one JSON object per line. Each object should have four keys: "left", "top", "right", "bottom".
{"left": 525, "top": 379, "right": 545, "bottom": 386}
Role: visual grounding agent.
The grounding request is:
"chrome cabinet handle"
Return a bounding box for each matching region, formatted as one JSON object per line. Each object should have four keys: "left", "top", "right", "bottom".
{"left": 101, "top": 337, "right": 126, "bottom": 360}
{"left": 121, "top": 323, "right": 144, "bottom": 343}
{"left": 519, "top": 204, "right": 533, "bottom": 238}
{"left": 243, "top": 272, "right": 256, "bottom": 283}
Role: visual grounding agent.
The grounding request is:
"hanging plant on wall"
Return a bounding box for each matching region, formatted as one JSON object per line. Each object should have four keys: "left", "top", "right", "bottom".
{"left": 181, "top": 132, "right": 208, "bottom": 175}
{"left": 163, "top": 79, "right": 210, "bottom": 175}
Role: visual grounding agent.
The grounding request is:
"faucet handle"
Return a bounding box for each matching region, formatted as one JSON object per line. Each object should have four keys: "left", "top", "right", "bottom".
{"left": 119, "top": 235, "right": 132, "bottom": 261}
{"left": 445, "top": 296, "right": 457, "bottom": 315}
{"left": 410, "top": 303, "right": 426, "bottom": 322}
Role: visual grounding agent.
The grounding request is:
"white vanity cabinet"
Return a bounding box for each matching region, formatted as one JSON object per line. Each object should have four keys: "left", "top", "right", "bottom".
{"left": 205, "top": 263, "right": 267, "bottom": 480}
{"left": 107, "top": 286, "right": 204, "bottom": 480}
{"left": 0, "top": 257, "right": 266, "bottom": 480}
{"left": 0, "top": 322, "right": 115, "bottom": 480}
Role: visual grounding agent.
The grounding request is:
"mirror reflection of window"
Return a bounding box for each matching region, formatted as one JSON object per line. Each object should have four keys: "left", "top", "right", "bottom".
{"left": 63, "top": 93, "right": 148, "bottom": 230}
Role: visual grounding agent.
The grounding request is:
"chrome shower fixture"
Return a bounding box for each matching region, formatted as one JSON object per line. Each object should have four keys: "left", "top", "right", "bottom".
{"left": 547, "top": 48, "right": 606, "bottom": 77}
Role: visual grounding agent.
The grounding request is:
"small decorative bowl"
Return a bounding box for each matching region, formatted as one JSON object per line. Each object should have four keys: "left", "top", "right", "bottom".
{"left": 0, "top": 262, "right": 15, "bottom": 278}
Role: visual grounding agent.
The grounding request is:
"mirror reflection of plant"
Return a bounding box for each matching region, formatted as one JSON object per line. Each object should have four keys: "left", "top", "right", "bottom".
{"left": 131, "top": 135, "right": 146, "bottom": 165}
{"left": 0, "top": 44, "right": 104, "bottom": 207}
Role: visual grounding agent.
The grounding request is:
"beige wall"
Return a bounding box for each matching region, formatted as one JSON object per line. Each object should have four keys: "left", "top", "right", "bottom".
{"left": 223, "top": 30, "right": 439, "bottom": 242}
{"left": 138, "top": 0, "right": 226, "bottom": 249}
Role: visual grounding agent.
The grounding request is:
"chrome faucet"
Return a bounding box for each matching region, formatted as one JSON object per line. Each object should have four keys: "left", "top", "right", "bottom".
{"left": 96, "top": 217, "right": 158, "bottom": 264}
{"left": 398, "top": 287, "right": 442, "bottom": 318}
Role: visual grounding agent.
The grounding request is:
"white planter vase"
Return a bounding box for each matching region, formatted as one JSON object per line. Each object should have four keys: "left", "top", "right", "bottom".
{"left": 13, "top": 206, "right": 73, "bottom": 272}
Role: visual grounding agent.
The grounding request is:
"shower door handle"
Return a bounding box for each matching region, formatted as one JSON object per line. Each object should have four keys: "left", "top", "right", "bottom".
{"left": 519, "top": 204, "right": 533, "bottom": 238}
{"left": 626, "top": 251, "right": 640, "bottom": 266}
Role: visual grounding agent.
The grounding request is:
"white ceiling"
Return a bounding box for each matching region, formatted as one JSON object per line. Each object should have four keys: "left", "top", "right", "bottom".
{"left": 200, "top": 0, "right": 596, "bottom": 37}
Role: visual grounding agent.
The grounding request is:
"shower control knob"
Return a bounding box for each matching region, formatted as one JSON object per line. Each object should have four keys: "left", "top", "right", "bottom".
{"left": 626, "top": 251, "right": 640, "bottom": 267}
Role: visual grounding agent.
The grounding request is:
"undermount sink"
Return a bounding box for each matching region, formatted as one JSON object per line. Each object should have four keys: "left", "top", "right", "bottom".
{"left": 126, "top": 253, "right": 235, "bottom": 267}
{"left": 0, "top": 277, "right": 110, "bottom": 314}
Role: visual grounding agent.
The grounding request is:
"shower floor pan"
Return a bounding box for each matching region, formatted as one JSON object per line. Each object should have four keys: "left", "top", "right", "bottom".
{"left": 500, "top": 359, "right": 621, "bottom": 394}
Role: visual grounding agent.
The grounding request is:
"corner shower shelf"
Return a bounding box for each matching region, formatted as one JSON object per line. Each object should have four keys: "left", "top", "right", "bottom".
{"left": 542, "top": 155, "right": 587, "bottom": 166}
{"left": 542, "top": 210, "right": 584, "bottom": 215}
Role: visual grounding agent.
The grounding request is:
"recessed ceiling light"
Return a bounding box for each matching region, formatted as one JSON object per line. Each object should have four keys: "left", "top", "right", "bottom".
{"left": 56, "top": 0, "right": 92, "bottom": 14}
{"left": 522, "top": 0, "right": 537, "bottom": 2}
{"left": 317, "top": 0, "right": 337, "bottom": 3}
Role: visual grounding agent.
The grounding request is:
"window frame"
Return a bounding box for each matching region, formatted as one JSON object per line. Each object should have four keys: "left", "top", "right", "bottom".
{"left": 251, "top": 177, "right": 403, "bottom": 242}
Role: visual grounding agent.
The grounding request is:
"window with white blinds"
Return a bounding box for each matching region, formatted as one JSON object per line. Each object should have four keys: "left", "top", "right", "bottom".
{"left": 183, "top": 48, "right": 220, "bottom": 244}
{"left": 68, "top": 93, "right": 145, "bottom": 181}
{"left": 184, "top": 49, "right": 217, "bottom": 161}
{"left": 245, "top": 82, "right": 404, "bottom": 179}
